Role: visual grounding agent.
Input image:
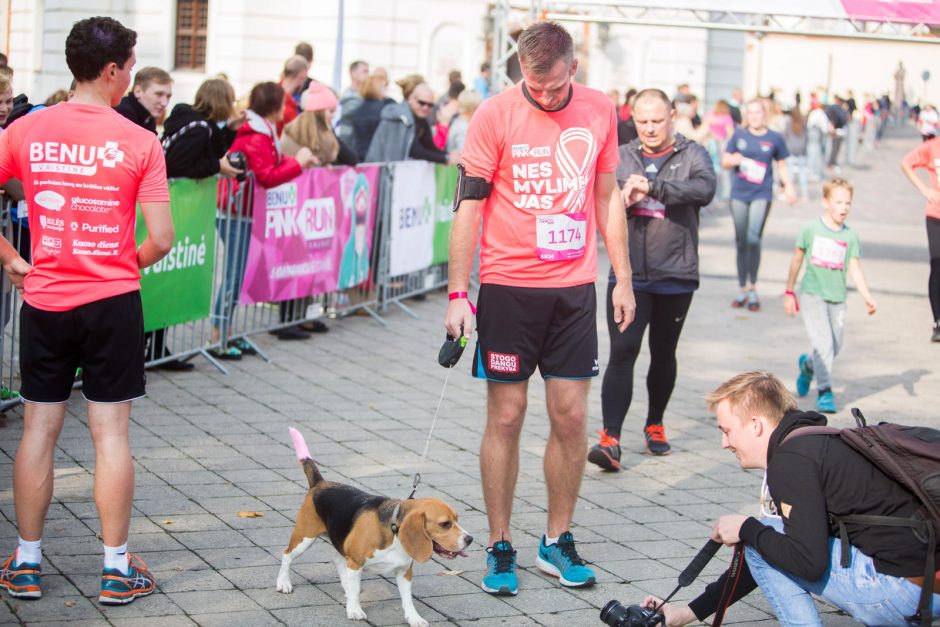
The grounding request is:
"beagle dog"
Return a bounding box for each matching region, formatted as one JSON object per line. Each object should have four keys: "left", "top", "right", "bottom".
{"left": 277, "top": 428, "right": 473, "bottom": 627}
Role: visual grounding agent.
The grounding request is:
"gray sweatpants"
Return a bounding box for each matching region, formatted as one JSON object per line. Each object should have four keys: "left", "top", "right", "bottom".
{"left": 801, "top": 292, "right": 846, "bottom": 391}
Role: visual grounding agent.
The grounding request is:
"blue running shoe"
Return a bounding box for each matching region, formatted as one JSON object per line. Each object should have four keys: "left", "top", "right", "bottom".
{"left": 481, "top": 540, "right": 518, "bottom": 596}
{"left": 99, "top": 553, "right": 156, "bottom": 605}
{"left": 816, "top": 390, "right": 837, "bottom": 414}
{"left": 796, "top": 354, "right": 814, "bottom": 397}
{"left": 0, "top": 551, "right": 41, "bottom": 599}
{"left": 536, "top": 531, "right": 596, "bottom": 587}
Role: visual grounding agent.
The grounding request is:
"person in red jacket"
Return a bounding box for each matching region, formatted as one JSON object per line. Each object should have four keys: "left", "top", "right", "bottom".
{"left": 211, "top": 82, "right": 316, "bottom": 358}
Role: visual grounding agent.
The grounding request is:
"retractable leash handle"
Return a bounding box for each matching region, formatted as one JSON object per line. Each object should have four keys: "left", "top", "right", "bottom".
{"left": 439, "top": 333, "right": 468, "bottom": 368}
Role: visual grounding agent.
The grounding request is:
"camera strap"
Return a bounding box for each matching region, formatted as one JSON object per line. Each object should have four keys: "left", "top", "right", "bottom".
{"left": 161, "top": 120, "right": 212, "bottom": 155}
{"left": 712, "top": 543, "right": 746, "bottom": 627}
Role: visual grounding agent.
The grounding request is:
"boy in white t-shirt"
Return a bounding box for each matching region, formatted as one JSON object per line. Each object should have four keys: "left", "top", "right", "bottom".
{"left": 783, "top": 179, "right": 876, "bottom": 413}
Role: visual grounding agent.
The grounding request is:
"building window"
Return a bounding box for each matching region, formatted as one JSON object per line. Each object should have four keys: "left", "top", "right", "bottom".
{"left": 174, "top": 0, "right": 208, "bottom": 70}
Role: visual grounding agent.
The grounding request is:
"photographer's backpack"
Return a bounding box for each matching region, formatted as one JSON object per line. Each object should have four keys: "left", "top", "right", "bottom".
{"left": 784, "top": 408, "right": 940, "bottom": 626}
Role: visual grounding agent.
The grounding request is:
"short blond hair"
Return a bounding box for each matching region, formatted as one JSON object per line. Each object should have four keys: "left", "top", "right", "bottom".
{"left": 133, "top": 66, "right": 172, "bottom": 90}
{"left": 823, "top": 178, "right": 853, "bottom": 199}
{"left": 705, "top": 372, "right": 797, "bottom": 425}
{"left": 457, "top": 89, "right": 482, "bottom": 116}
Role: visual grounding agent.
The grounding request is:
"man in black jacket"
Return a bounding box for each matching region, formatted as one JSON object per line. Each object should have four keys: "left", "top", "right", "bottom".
{"left": 825, "top": 96, "right": 848, "bottom": 171}
{"left": 642, "top": 372, "right": 939, "bottom": 626}
{"left": 114, "top": 67, "right": 188, "bottom": 371}
{"left": 114, "top": 67, "right": 173, "bottom": 133}
{"left": 588, "top": 88, "right": 715, "bottom": 465}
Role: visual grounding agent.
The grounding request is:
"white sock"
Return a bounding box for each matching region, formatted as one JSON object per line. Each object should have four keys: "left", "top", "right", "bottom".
{"left": 544, "top": 534, "right": 559, "bottom": 546}
{"left": 103, "top": 543, "right": 129, "bottom": 573}
{"left": 15, "top": 537, "right": 41, "bottom": 565}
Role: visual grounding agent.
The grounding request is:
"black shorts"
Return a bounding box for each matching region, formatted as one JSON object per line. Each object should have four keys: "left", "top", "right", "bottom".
{"left": 20, "top": 291, "right": 146, "bottom": 403}
{"left": 472, "top": 283, "right": 598, "bottom": 381}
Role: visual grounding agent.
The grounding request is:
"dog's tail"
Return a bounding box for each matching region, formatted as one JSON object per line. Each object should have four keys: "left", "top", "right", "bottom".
{"left": 288, "top": 427, "right": 323, "bottom": 488}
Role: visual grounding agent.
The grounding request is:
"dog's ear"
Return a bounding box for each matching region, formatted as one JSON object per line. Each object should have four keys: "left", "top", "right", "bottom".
{"left": 399, "top": 509, "right": 433, "bottom": 563}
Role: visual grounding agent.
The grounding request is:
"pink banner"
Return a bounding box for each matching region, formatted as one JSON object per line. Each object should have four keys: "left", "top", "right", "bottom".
{"left": 840, "top": 0, "right": 940, "bottom": 25}
{"left": 239, "top": 165, "right": 380, "bottom": 304}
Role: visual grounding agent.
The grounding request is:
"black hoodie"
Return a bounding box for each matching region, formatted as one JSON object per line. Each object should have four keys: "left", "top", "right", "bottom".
{"left": 114, "top": 94, "right": 156, "bottom": 134}
{"left": 689, "top": 409, "right": 936, "bottom": 620}
{"left": 161, "top": 103, "right": 236, "bottom": 180}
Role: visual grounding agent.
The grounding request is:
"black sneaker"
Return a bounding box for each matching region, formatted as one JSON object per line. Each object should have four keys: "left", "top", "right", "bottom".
{"left": 587, "top": 429, "right": 621, "bottom": 471}
{"left": 155, "top": 358, "right": 195, "bottom": 371}
{"left": 643, "top": 424, "right": 671, "bottom": 456}
{"left": 276, "top": 326, "right": 312, "bottom": 341}
{"left": 932, "top": 321, "right": 940, "bottom": 343}
{"left": 300, "top": 320, "right": 329, "bottom": 333}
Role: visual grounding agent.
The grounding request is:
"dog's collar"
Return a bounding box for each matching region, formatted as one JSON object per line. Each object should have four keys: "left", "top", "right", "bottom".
{"left": 390, "top": 502, "right": 402, "bottom": 535}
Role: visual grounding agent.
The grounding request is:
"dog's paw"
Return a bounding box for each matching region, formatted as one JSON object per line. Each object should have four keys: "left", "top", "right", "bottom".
{"left": 406, "top": 614, "right": 429, "bottom": 627}
{"left": 346, "top": 606, "right": 367, "bottom": 621}
{"left": 276, "top": 577, "right": 293, "bottom": 594}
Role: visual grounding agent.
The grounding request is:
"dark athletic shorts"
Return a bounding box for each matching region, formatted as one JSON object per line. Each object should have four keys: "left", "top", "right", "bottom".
{"left": 20, "top": 290, "right": 146, "bottom": 403}
{"left": 472, "top": 283, "right": 598, "bottom": 381}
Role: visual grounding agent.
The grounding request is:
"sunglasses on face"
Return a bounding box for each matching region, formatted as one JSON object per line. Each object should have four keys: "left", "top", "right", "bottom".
{"left": 416, "top": 99, "right": 434, "bottom": 108}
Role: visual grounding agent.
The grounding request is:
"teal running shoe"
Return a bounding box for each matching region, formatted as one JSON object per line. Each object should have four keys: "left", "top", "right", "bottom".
{"left": 816, "top": 390, "right": 837, "bottom": 414}
{"left": 99, "top": 553, "right": 156, "bottom": 605}
{"left": 481, "top": 540, "right": 518, "bottom": 596}
{"left": 796, "top": 354, "right": 814, "bottom": 397}
{"left": 536, "top": 531, "right": 596, "bottom": 587}
{"left": 0, "top": 551, "right": 41, "bottom": 599}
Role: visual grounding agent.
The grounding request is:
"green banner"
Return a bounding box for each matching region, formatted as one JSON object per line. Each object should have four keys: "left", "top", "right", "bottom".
{"left": 432, "top": 164, "right": 458, "bottom": 265}
{"left": 135, "top": 177, "right": 217, "bottom": 332}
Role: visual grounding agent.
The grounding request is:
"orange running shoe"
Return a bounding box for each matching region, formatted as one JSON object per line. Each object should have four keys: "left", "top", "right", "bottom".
{"left": 587, "top": 429, "right": 621, "bottom": 471}
{"left": 99, "top": 553, "right": 156, "bottom": 605}
{"left": 644, "top": 424, "right": 671, "bottom": 456}
{"left": 0, "top": 551, "right": 41, "bottom": 599}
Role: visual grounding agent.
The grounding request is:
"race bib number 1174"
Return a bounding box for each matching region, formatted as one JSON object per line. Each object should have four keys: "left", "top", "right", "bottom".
{"left": 535, "top": 211, "right": 586, "bottom": 262}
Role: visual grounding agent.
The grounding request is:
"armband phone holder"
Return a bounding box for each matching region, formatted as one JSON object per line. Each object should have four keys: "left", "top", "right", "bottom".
{"left": 453, "top": 164, "right": 493, "bottom": 211}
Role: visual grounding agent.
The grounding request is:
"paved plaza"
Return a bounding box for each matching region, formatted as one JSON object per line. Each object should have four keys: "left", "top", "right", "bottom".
{"left": 1, "top": 125, "right": 937, "bottom": 626}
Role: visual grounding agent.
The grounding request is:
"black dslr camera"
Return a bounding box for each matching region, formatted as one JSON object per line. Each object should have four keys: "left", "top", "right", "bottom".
{"left": 227, "top": 151, "right": 247, "bottom": 182}
{"left": 600, "top": 540, "right": 722, "bottom": 627}
{"left": 600, "top": 600, "right": 664, "bottom": 627}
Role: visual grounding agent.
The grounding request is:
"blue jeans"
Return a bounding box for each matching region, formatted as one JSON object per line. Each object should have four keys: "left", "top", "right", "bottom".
{"left": 212, "top": 216, "right": 252, "bottom": 331}
{"left": 786, "top": 155, "right": 809, "bottom": 200}
{"left": 730, "top": 198, "right": 771, "bottom": 287}
{"left": 745, "top": 517, "right": 938, "bottom": 626}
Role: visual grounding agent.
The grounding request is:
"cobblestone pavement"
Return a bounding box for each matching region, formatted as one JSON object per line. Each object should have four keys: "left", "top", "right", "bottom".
{"left": 1, "top": 125, "right": 937, "bottom": 626}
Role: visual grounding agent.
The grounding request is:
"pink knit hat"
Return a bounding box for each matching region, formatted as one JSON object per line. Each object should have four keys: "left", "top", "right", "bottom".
{"left": 301, "top": 81, "right": 338, "bottom": 112}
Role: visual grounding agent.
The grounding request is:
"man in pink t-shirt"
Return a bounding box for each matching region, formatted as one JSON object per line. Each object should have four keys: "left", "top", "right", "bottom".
{"left": 901, "top": 137, "right": 940, "bottom": 341}
{"left": 444, "top": 21, "right": 634, "bottom": 596}
{"left": 0, "top": 17, "right": 173, "bottom": 605}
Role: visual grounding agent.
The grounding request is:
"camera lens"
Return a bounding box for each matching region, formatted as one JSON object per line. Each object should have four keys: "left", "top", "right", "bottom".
{"left": 228, "top": 151, "right": 247, "bottom": 170}
{"left": 228, "top": 151, "right": 247, "bottom": 182}
{"left": 600, "top": 600, "right": 629, "bottom": 626}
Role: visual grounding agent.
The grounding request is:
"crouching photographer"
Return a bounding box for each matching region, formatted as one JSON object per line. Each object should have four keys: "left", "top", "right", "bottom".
{"left": 602, "top": 372, "right": 940, "bottom": 627}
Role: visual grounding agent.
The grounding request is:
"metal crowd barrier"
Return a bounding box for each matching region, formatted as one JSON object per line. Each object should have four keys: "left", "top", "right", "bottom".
{"left": 0, "top": 160, "right": 459, "bottom": 397}
{"left": 0, "top": 202, "right": 22, "bottom": 411}
{"left": 373, "top": 164, "right": 449, "bottom": 318}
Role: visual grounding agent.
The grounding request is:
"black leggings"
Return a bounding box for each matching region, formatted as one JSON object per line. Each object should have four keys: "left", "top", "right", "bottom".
{"left": 928, "top": 217, "right": 940, "bottom": 321}
{"left": 601, "top": 286, "right": 694, "bottom": 438}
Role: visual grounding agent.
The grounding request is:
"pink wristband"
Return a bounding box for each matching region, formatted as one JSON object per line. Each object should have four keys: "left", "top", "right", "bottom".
{"left": 785, "top": 290, "right": 799, "bottom": 312}
{"left": 448, "top": 291, "right": 476, "bottom": 315}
